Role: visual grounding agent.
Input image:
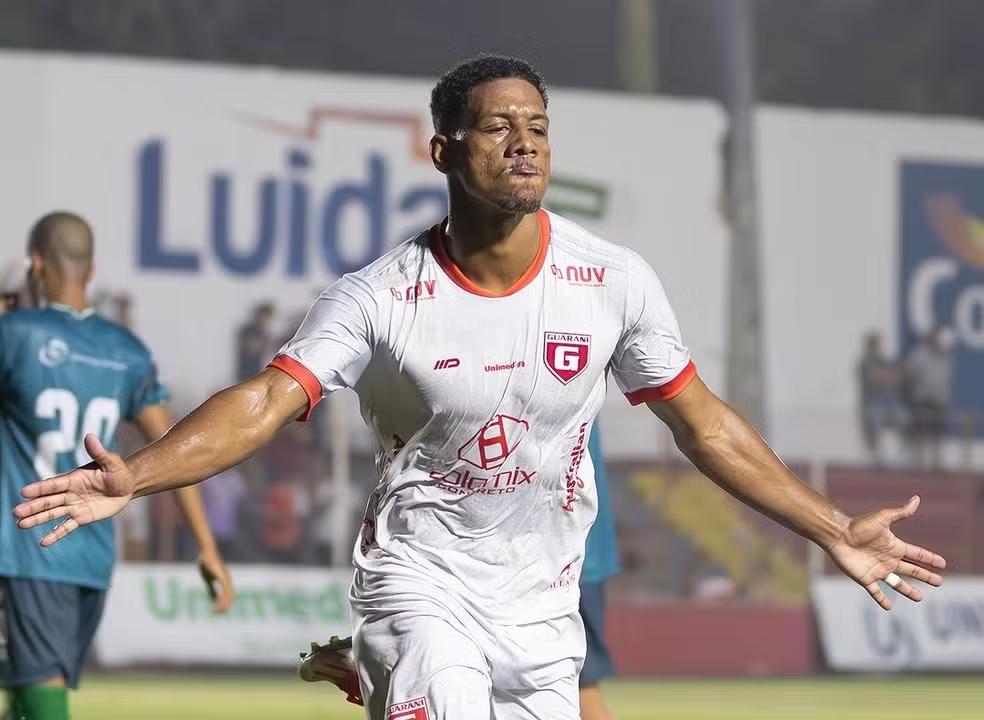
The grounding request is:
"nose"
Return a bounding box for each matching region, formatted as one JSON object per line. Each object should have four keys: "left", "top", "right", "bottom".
{"left": 507, "top": 128, "right": 537, "bottom": 157}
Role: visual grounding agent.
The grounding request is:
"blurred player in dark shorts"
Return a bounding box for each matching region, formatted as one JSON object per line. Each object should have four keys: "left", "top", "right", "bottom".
{"left": 579, "top": 425, "right": 618, "bottom": 720}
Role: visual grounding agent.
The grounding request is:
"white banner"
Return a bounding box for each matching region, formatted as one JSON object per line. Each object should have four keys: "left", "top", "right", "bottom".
{"left": 0, "top": 51, "right": 725, "bottom": 461}
{"left": 811, "top": 577, "right": 984, "bottom": 671}
{"left": 95, "top": 564, "right": 353, "bottom": 666}
{"left": 5, "top": 51, "right": 984, "bottom": 461}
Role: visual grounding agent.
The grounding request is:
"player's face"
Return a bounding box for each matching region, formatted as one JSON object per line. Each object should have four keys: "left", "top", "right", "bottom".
{"left": 454, "top": 78, "right": 551, "bottom": 214}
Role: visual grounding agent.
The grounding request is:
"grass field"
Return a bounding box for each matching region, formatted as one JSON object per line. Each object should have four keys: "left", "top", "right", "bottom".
{"left": 6, "top": 674, "right": 980, "bottom": 719}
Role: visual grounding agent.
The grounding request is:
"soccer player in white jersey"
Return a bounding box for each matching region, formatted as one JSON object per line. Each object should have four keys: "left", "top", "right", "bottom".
{"left": 14, "top": 56, "right": 946, "bottom": 720}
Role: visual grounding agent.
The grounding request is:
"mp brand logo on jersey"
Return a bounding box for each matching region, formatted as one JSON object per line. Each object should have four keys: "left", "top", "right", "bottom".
{"left": 386, "top": 697, "right": 428, "bottom": 720}
{"left": 544, "top": 332, "right": 591, "bottom": 384}
{"left": 458, "top": 414, "right": 530, "bottom": 470}
{"left": 434, "top": 357, "right": 460, "bottom": 370}
{"left": 38, "top": 338, "right": 69, "bottom": 368}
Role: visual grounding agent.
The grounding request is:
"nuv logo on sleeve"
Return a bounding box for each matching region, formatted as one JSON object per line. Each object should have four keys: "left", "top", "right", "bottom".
{"left": 899, "top": 161, "right": 984, "bottom": 423}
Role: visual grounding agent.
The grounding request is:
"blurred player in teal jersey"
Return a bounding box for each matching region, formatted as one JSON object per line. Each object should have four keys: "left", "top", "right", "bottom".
{"left": 578, "top": 425, "right": 618, "bottom": 720}
{"left": 0, "top": 212, "right": 235, "bottom": 720}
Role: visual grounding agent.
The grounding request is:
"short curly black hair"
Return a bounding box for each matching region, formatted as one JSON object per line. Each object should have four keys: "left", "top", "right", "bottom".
{"left": 430, "top": 55, "right": 548, "bottom": 135}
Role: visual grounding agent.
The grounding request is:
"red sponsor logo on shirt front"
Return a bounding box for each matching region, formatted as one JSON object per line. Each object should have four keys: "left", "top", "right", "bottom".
{"left": 386, "top": 697, "right": 428, "bottom": 719}
{"left": 550, "top": 264, "right": 606, "bottom": 286}
{"left": 430, "top": 415, "right": 538, "bottom": 497}
{"left": 390, "top": 279, "right": 436, "bottom": 302}
{"left": 544, "top": 332, "right": 590, "bottom": 384}
{"left": 457, "top": 414, "right": 529, "bottom": 470}
{"left": 561, "top": 422, "right": 588, "bottom": 512}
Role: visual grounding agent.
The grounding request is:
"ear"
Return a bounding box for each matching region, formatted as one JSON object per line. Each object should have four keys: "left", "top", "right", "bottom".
{"left": 29, "top": 253, "right": 43, "bottom": 277}
{"left": 430, "top": 134, "right": 453, "bottom": 175}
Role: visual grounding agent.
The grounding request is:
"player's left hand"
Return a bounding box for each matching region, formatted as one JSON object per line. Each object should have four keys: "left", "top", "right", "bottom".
{"left": 826, "top": 495, "right": 946, "bottom": 610}
{"left": 198, "top": 549, "right": 235, "bottom": 614}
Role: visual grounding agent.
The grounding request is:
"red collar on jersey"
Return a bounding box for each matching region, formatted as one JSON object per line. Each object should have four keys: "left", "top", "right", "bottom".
{"left": 430, "top": 209, "right": 551, "bottom": 298}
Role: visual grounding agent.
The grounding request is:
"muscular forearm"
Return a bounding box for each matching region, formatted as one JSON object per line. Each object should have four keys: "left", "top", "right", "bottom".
{"left": 129, "top": 371, "right": 303, "bottom": 498}
{"left": 674, "top": 405, "right": 849, "bottom": 550}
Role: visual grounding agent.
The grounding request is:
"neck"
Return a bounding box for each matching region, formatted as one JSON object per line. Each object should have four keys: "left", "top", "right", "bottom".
{"left": 444, "top": 192, "right": 542, "bottom": 294}
{"left": 46, "top": 287, "right": 88, "bottom": 312}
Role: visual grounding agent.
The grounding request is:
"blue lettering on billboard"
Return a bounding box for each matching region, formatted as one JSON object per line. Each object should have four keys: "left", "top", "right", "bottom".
{"left": 899, "top": 161, "right": 984, "bottom": 424}
{"left": 136, "top": 140, "right": 447, "bottom": 277}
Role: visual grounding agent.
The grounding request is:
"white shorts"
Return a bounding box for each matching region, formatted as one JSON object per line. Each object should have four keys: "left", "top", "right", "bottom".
{"left": 353, "top": 597, "right": 585, "bottom": 720}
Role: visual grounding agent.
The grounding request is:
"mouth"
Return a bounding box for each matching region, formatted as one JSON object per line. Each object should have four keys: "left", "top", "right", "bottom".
{"left": 505, "top": 165, "right": 543, "bottom": 177}
{"left": 506, "top": 160, "right": 543, "bottom": 177}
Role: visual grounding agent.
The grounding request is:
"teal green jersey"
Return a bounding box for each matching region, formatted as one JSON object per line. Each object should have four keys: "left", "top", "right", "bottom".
{"left": 0, "top": 305, "right": 168, "bottom": 589}
{"left": 582, "top": 424, "right": 620, "bottom": 583}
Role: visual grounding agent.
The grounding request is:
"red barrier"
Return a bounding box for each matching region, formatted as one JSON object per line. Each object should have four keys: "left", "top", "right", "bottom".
{"left": 607, "top": 603, "right": 816, "bottom": 676}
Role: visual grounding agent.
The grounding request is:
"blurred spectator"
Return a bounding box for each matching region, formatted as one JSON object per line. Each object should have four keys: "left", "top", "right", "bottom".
{"left": 236, "top": 302, "right": 275, "bottom": 381}
{"left": 261, "top": 476, "right": 307, "bottom": 563}
{"left": 201, "top": 466, "right": 248, "bottom": 562}
{"left": 857, "top": 331, "right": 900, "bottom": 464}
{"left": 903, "top": 326, "right": 953, "bottom": 469}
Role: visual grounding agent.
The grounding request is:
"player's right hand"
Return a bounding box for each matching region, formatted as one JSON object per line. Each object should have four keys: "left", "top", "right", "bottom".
{"left": 298, "top": 638, "right": 364, "bottom": 706}
{"left": 12, "top": 433, "right": 136, "bottom": 547}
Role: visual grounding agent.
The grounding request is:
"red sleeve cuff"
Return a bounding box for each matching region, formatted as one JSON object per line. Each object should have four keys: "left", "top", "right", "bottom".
{"left": 624, "top": 360, "right": 697, "bottom": 406}
{"left": 268, "top": 354, "right": 323, "bottom": 422}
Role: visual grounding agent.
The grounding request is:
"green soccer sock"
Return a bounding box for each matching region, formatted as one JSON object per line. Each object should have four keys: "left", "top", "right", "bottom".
{"left": 8, "top": 685, "right": 69, "bottom": 720}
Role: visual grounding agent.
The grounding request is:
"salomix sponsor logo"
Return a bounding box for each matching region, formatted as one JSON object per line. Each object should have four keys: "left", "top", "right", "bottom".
{"left": 430, "top": 414, "right": 537, "bottom": 497}
{"left": 899, "top": 161, "right": 984, "bottom": 423}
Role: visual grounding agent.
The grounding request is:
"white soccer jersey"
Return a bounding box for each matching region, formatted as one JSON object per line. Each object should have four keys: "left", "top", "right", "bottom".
{"left": 272, "top": 210, "right": 695, "bottom": 625}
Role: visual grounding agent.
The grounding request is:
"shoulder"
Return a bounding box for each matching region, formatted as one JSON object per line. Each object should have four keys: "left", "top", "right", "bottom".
{"left": 547, "top": 211, "right": 640, "bottom": 277}
{"left": 89, "top": 315, "right": 157, "bottom": 365}
{"left": 319, "top": 229, "right": 434, "bottom": 300}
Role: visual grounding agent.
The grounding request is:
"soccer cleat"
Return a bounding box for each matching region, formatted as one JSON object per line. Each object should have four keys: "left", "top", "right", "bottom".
{"left": 297, "top": 635, "right": 363, "bottom": 706}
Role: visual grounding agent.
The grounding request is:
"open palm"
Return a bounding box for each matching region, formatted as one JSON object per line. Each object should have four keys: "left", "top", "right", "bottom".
{"left": 13, "top": 434, "right": 136, "bottom": 546}
{"left": 827, "top": 495, "right": 946, "bottom": 610}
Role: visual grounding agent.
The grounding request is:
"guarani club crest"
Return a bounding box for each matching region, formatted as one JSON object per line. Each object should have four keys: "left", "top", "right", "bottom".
{"left": 543, "top": 332, "right": 590, "bottom": 384}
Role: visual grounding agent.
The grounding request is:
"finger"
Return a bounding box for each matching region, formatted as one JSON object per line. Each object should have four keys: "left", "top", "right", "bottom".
{"left": 865, "top": 581, "right": 893, "bottom": 611}
{"left": 903, "top": 543, "right": 947, "bottom": 570}
{"left": 897, "top": 560, "right": 944, "bottom": 587}
{"left": 13, "top": 493, "right": 69, "bottom": 520}
{"left": 20, "top": 475, "right": 71, "bottom": 500}
{"left": 83, "top": 433, "right": 111, "bottom": 465}
{"left": 884, "top": 574, "right": 923, "bottom": 603}
{"left": 16, "top": 504, "right": 70, "bottom": 529}
{"left": 888, "top": 495, "right": 920, "bottom": 523}
{"left": 213, "top": 577, "right": 235, "bottom": 614}
{"left": 40, "top": 517, "right": 80, "bottom": 547}
{"left": 199, "top": 560, "right": 218, "bottom": 596}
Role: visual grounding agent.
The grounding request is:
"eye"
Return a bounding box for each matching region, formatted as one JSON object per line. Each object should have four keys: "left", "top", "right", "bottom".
{"left": 530, "top": 126, "right": 548, "bottom": 136}
{"left": 486, "top": 125, "right": 509, "bottom": 135}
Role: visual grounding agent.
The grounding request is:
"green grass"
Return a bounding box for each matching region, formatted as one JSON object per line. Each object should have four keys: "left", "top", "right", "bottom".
{"left": 7, "top": 675, "right": 984, "bottom": 719}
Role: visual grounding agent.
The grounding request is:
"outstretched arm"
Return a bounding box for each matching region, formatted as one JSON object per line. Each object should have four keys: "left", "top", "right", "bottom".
{"left": 14, "top": 367, "right": 310, "bottom": 546}
{"left": 649, "top": 376, "right": 946, "bottom": 609}
{"left": 133, "top": 404, "right": 237, "bottom": 613}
